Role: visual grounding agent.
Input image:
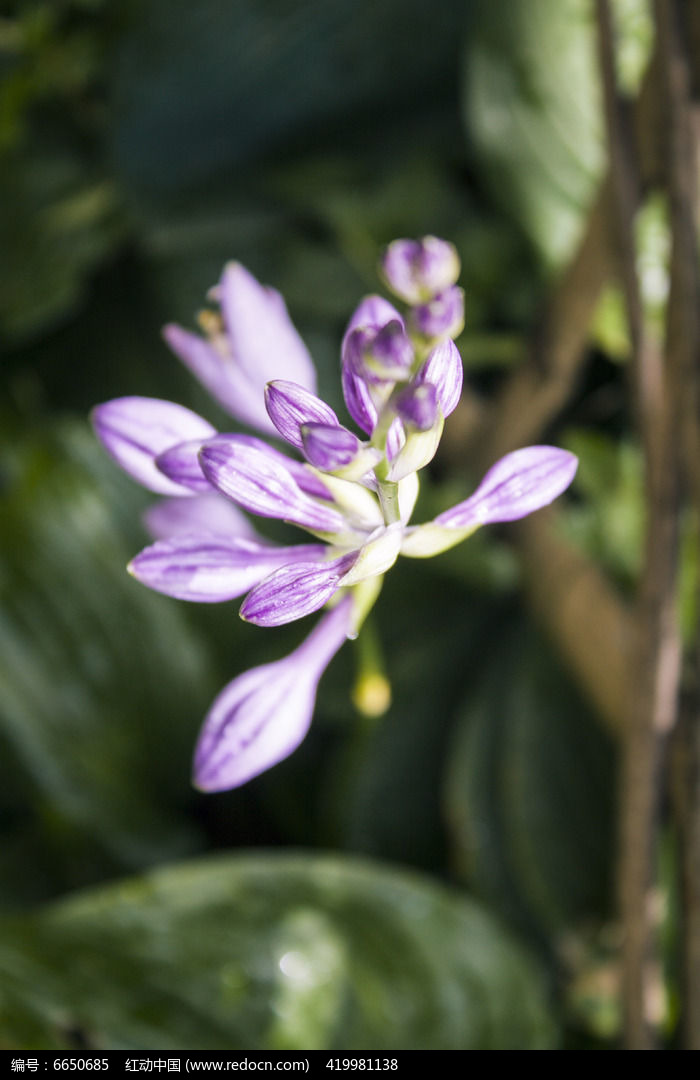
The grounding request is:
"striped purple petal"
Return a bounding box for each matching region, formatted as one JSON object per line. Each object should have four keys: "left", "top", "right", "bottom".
{"left": 162, "top": 324, "right": 274, "bottom": 434}
{"left": 340, "top": 295, "right": 404, "bottom": 433}
{"left": 436, "top": 446, "right": 579, "bottom": 529}
{"left": 91, "top": 397, "right": 216, "bottom": 494}
{"left": 415, "top": 340, "right": 463, "bottom": 417}
{"left": 199, "top": 435, "right": 348, "bottom": 534}
{"left": 240, "top": 553, "right": 357, "bottom": 626}
{"left": 143, "top": 492, "right": 260, "bottom": 541}
{"left": 300, "top": 423, "right": 361, "bottom": 471}
{"left": 218, "top": 262, "right": 317, "bottom": 393}
{"left": 264, "top": 380, "right": 339, "bottom": 449}
{"left": 193, "top": 595, "right": 353, "bottom": 791}
{"left": 129, "top": 536, "right": 327, "bottom": 603}
{"left": 156, "top": 439, "right": 212, "bottom": 493}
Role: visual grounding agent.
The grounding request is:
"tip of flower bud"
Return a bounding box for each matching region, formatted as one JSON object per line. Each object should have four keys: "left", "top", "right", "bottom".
{"left": 410, "top": 287, "right": 465, "bottom": 343}
{"left": 352, "top": 671, "right": 392, "bottom": 718}
{"left": 380, "top": 236, "right": 461, "bottom": 304}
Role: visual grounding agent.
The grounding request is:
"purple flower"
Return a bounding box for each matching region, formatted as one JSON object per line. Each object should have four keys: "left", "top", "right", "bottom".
{"left": 194, "top": 596, "right": 353, "bottom": 791}
{"left": 163, "top": 262, "right": 316, "bottom": 435}
{"left": 93, "top": 237, "right": 578, "bottom": 791}
{"left": 381, "top": 236, "right": 461, "bottom": 304}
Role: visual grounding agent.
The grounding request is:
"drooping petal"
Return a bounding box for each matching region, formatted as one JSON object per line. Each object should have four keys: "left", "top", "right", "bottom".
{"left": 199, "top": 435, "right": 348, "bottom": 535}
{"left": 218, "top": 262, "right": 317, "bottom": 392}
{"left": 129, "top": 536, "right": 327, "bottom": 603}
{"left": 415, "top": 339, "right": 463, "bottom": 417}
{"left": 240, "top": 553, "right": 357, "bottom": 626}
{"left": 162, "top": 324, "right": 273, "bottom": 434}
{"left": 264, "top": 380, "right": 338, "bottom": 449}
{"left": 435, "top": 446, "right": 579, "bottom": 529}
{"left": 156, "top": 439, "right": 212, "bottom": 492}
{"left": 380, "top": 236, "right": 461, "bottom": 304}
{"left": 91, "top": 397, "right": 216, "bottom": 494}
{"left": 143, "top": 492, "right": 260, "bottom": 541}
{"left": 193, "top": 595, "right": 353, "bottom": 791}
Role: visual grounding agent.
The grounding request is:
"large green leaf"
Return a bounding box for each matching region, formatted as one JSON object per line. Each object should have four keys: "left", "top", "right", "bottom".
{"left": 445, "top": 615, "right": 616, "bottom": 936}
{"left": 0, "top": 418, "right": 219, "bottom": 894}
{"left": 0, "top": 853, "right": 557, "bottom": 1050}
{"left": 463, "top": 0, "right": 604, "bottom": 270}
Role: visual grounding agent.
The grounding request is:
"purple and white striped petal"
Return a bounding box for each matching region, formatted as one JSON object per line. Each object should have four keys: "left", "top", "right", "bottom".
{"left": 415, "top": 340, "right": 463, "bottom": 417}
{"left": 435, "top": 446, "right": 579, "bottom": 529}
{"left": 156, "top": 439, "right": 212, "bottom": 493}
{"left": 162, "top": 324, "right": 274, "bottom": 434}
{"left": 393, "top": 383, "right": 439, "bottom": 432}
{"left": 240, "top": 552, "right": 357, "bottom": 626}
{"left": 143, "top": 492, "right": 260, "bottom": 541}
{"left": 193, "top": 595, "right": 353, "bottom": 791}
{"left": 340, "top": 295, "right": 404, "bottom": 433}
{"left": 300, "top": 423, "right": 361, "bottom": 471}
{"left": 264, "top": 380, "right": 339, "bottom": 450}
{"left": 129, "top": 536, "right": 326, "bottom": 603}
{"left": 218, "top": 262, "right": 317, "bottom": 392}
{"left": 91, "top": 397, "right": 216, "bottom": 494}
{"left": 341, "top": 363, "right": 378, "bottom": 435}
{"left": 199, "top": 435, "right": 348, "bottom": 535}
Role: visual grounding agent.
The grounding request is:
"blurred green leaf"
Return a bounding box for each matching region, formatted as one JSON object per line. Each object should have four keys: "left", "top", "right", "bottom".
{"left": 0, "top": 417, "right": 218, "bottom": 896}
{"left": 463, "top": 0, "right": 604, "bottom": 270}
{"left": 445, "top": 615, "right": 616, "bottom": 937}
{"left": 0, "top": 852, "right": 557, "bottom": 1050}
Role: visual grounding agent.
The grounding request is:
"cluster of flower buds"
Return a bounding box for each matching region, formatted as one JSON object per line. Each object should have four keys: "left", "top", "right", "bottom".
{"left": 92, "top": 238, "right": 577, "bottom": 792}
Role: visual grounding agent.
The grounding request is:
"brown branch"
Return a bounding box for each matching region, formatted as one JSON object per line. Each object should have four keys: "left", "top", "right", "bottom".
{"left": 596, "top": 0, "right": 681, "bottom": 1050}
{"left": 652, "top": 0, "right": 700, "bottom": 1050}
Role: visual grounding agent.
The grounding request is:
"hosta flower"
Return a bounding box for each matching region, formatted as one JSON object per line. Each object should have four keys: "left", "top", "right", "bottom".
{"left": 92, "top": 240, "right": 578, "bottom": 792}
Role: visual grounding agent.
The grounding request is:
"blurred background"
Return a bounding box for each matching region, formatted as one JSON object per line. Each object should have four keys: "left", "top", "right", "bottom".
{"left": 1, "top": 0, "right": 699, "bottom": 1052}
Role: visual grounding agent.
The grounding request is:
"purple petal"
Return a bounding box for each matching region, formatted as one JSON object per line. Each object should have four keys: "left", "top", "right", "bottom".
{"left": 344, "top": 294, "right": 404, "bottom": 336}
{"left": 162, "top": 324, "right": 276, "bottom": 435}
{"left": 415, "top": 340, "right": 463, "bottom": 417}
{"left": 193, "top": 595, "right": 352, "bottom": 791}
{"left": 156, "top": 439, "right": 212, "bottom": 493}
{"left": 240, "top": 553, "right": 357, "bottom": 626}
{"left": 340, "top": 295, "right": 404, "bottom": 433}
{"left": 129, "top": 536, "right": 327, "bottom": 603}
{"left": 393, "top": 383, "right": 439, "bottom": 432}
{"left": 218, "top": 262, "right": 317, "bottom": 393}
{"left": 91, "top": 397, "right": 216, "bottom": 494}
{"left": 341, "top": 362, "right": 378, "bottom": 435}
{"left": 381, "top": 237, "right": 460, "bottom": 304}
{"left": 411, "top": 286, "right": 465, "bottom": 341}
{"left": 199, "top": 435, "right": 348, "bottom": 534}
{"left": 144, "top": 493, "right": 260, "bottom": 541}
{"left": 264, "top": 380, "right": 338, "bottom": 449}
{"left": 436, "top": 446, "right": 579, "bottom": 529}
{"left": 385, "top": 417, "right": 406, "bottom": 462}
{"left": 301, "top": 423, "right": 360, "bottom": 471}
{"left": 231, "top": 434, "right": 332, "bottom": 501}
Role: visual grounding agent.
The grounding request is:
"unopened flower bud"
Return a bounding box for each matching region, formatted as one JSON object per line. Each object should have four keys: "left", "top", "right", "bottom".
{"left": 345, "top": 320, "right": 413, "bottom": 385}
{"left": 381, "top": 237, "right": 461, "bottom": 304}
{"left": 410, "top": 286, "right": 465, "bottom": 343}
{"left": 393, "top": 382, "right": 439, "bottom": 432}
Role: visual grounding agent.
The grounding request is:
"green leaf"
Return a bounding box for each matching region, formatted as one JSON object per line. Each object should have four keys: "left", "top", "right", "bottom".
{"left": 445, "top": 614, "right": 616, "bottom": 936}
{"left": 463, "top": 0, "right": 604, "bottom": 270}
{"left": 0, "top": 418, "right": 218, "bottom": 895}
{"left": 0, "top": 853, "right": 557, "bottom": 1050}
